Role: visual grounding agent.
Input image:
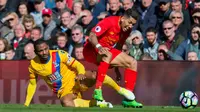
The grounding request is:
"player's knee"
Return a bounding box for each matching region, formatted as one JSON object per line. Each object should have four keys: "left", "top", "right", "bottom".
{"left": 102, "top": 52, "right": 112, "bottom": 63}
{"left": 61, "top": 100, "right": 75, "bottom": 107}
{"left": 125, "top": 56, "right": 137, "bottom": 69}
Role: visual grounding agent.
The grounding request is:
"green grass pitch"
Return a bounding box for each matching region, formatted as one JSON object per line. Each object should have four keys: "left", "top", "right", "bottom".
{"left": 0, "top": 104, "right": 199, "bottom": 112}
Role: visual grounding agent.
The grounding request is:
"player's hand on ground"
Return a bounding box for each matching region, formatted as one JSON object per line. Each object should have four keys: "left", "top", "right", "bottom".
{"left": 75, "top": 74, "right": 86, "bottom": 81}
{"left": 23, "top": 104, "right": 29, "bottom": 107}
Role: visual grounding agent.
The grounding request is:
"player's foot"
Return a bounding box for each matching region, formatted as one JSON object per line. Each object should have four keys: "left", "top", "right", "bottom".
{"left": 96, "top": 100, "right": 113, "bottom": 108}
{"left": 93, "top": 89, "right": 104, "bottom": 101}
{"left": 118, "top": 87, "right": 135, "bottom": 100}
{"left": 122, "top": 99, "right": 143, "bottom": 108}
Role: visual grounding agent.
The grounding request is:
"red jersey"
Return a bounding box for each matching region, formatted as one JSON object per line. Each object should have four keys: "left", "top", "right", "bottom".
{"left": 91, "top": 16, "right": 121, "bottom": 48}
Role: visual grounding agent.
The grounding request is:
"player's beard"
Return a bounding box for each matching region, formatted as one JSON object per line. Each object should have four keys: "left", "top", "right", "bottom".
{"left": 39, "top": 54, "right": 49, "bottom": 62}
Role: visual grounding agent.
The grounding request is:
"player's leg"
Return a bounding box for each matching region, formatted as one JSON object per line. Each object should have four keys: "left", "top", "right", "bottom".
{"left": 110, "top": 51, "right": 143, "bottom": 108}
{"left": 80, "top": 70, "right": 135, "bottom": 100}
{"left": 93, "top": 51, "right": 112, "bottom": 101}
{"left": 83, "top": 44, "right": 108, "bottom": 100}
{"left": 60, "top": 93, "right": 111, "bottom": 107}
{"left": 60, "top": 93, "right": 76, "bottom": 107}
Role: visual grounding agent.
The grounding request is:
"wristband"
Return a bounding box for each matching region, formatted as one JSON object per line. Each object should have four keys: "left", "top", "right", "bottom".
{"left": 95, "top": 44, "right": 102, "bottom": 49}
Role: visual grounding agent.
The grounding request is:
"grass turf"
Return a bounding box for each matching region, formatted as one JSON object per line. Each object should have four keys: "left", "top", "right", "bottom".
{"left": 0, "top": 104, "right": 199, "bottom": 112}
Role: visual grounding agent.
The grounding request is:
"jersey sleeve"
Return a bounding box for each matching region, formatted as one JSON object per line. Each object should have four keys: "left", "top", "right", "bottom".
{"left": 28, "top": 64, "right": 38, "bottom": 79}
{"left": 59, "top": 50, "right": 85, "bottom": 75}
{"left": 24, "top": 64, "right": 37, "bottom": 106}
{"left": 91, "top": 18, "right": 112, "bottom": 37}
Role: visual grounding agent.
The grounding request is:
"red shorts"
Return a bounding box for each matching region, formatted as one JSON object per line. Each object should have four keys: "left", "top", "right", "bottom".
{"left": 83, "top": 43, "right": 121, "bottom": 65}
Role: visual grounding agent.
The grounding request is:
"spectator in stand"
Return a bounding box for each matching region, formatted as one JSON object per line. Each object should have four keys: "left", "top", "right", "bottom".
{"left": 22, "top": 15, "right": 36, "bottom": 39}
{"left": 0, "top": 0, "right": 10, "bottom": 20}
{"left": 0, "top": 38, "right": 9, "bottom": 60}
{"left": 122, "top": 44, "right": 129, "bottom": 54}
{"left": 68, "top": 24, "right": 87, "bottom": 56}
{"left": 107, "top": 0, "right": 124, "bottom": 16}
{"left": 24, "top": 43, "right": 36, "bottom": 60}
{"left": 157, "top": 43, "right": 170, "bottom": 60}
{"left": 30, "top": 0, "right": 46, "bottom": 25}
{"left": 74, "top": 44, "right": 84, "bottom": 60}
{"left": 171, "top": 0, "right": 191, "bottom": 33}
{"left": 143, "top": 27, "right": 159, "bottom": 60}
{"left": 135, "top": 0, "right": 157, "bottom": 35}
{"left": 85, "top": 0, "right": 106, "bottom": 17}
{"left": 140, "top": 53, "right": 153, "bottom": 60}
{"left": 5, "top": 45, "right": 16, "bottom": 60}
{"left": 170, "top": 24, "right": 200, "bottom": 60}
{"left": 187, "top": 51, "right": 199, "bottom": 60}
{"left": 169, "top": 10, "right": 188, "bottom": 38}
{"left": 194, "top": 0, "right": 200, "bottom": 9}
{"left": 1, "top": 12, "right": 19, "bottom": 43}
{"left": 40, "top": 8, "right": 56, "bottom": 40}
{"left": 192, "top": 8, "right": 200, "bottom": 25}
{"left": 121, "top": 0, "right": 134, "bottom": 11}
{"left": 11, "top": 23, "right": 29, "bottom": 59}
{"left": 51, "top": 10, "right": 72, "bottom": 44}
{"left": 125, "top": 30, "right": 144, "bottom": 60}
{"left": 17, "top": 1, "right": 30, "bottom": 22}
{"left": 156, "top": 0, "right": 171, "bottom": 37}
{"left": 160, "top": 20, "right": 185, "bottom": 52}
{"left": 78, "top": 9, "right": 98, "bottom": 36}
{"left": 51, "top": 32, "right": 69, "bottom": 51}
{"left": 52, "top": 0, "right": 70, "bottom": 25}
{"left": 72, "top": 1, "right": 84, "bottom": 18}
{"left": 30, "top": 26, "right": 42, "bottom": 42}
{"left": 158, "top": 45, "right": 199, "bottom": 61}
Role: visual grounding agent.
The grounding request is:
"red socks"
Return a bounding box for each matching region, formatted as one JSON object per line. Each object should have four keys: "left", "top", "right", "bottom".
{"left": 95, "top": 62, "right": 110, "bottom": 89}
{"left": 124, "top": 68, "right": 137, "bottom": 91}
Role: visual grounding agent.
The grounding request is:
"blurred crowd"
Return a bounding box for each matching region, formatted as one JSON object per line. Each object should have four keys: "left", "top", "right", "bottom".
{"left": 0, "top": 0, "right": 200, "bottom": 61}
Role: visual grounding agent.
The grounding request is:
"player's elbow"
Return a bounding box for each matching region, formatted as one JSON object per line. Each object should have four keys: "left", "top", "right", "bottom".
{"left": 88, "top": 32, "right": 96, "bottom": 41}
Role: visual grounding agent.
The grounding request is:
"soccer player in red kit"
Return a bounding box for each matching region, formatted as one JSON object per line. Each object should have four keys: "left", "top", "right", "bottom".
{"left": 83, "top": 8, "right": 143, "bottom": 107}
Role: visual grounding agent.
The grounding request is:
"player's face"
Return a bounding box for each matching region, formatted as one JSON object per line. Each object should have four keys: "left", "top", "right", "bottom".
{"left": 121, "top": 16, "right": 136, "bottom": 32}
{"left": 35, "top": 43, "right": 50, "bottom": 61}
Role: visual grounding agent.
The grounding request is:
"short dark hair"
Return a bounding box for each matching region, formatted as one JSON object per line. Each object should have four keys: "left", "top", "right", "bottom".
{"left": 33, "top": 39, "right": 48, "bottom": 51}
{"left": 56, "top": 32, "right": 68, "bottom": 40}
{"left": 124, "top": 7, "right": 139, "bottom": 20}
{"left": 140, "top": 53, "right": 153, "bottom": 60}
{"left": 146, "top": 27, "right": 157, "bottom": 34}
{"left": 191, "top": 24, "right": 200, "bottom": 31}
{"left": 192, "top": 8, "right": 200, "bottom": 15}
{"left": 32, "top": 26, "right": 42, "bottom": 33}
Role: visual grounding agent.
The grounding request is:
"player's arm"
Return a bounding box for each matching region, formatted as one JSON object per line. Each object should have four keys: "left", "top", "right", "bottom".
{"left": 88, "top": 32, "right": 101, "bottom": 49}
{"left": 89, "top": 18, "right": 112, "bottom": 50}
{"left": 60, "top": 50, "right": 85, "bottom": 75}
{"left": 24, "top": 66, "right": 38, "bottom": 107}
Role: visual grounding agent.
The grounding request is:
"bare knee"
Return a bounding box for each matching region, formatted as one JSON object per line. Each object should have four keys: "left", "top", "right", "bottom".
{"left": 102, "top": 52, "right": 112, "bottom": 63}
{"left": 60, "top": 94, "right": 76, "bottom": 107}
{"left": 61, "top": 100, "right": 75, "bottom": 107}
{"left": 125, "top": 56, "right": 137, "bottom": 70}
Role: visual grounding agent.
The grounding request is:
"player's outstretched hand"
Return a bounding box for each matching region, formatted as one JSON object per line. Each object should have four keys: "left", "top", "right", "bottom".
{"left": 75, "top": 74, "right": 86, "bottom": 81}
